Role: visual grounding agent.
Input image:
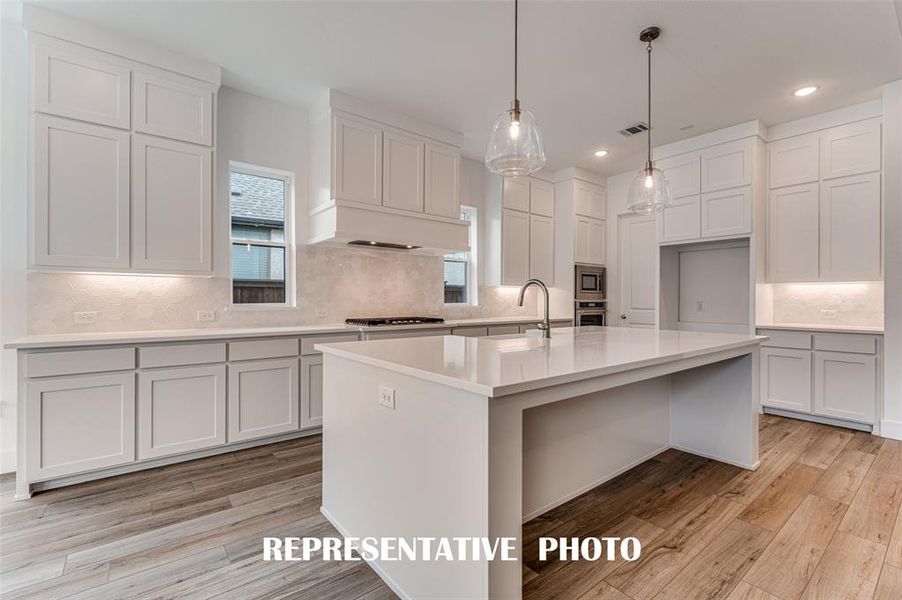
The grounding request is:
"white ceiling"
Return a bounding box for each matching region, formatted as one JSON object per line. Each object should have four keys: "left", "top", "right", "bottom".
{"left": 34, "top": 0, "right": 902, "bottom": 175}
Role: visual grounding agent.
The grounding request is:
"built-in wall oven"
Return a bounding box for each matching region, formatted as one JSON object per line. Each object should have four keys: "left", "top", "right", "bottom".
{"left": 574, "top": 264, "right": 607, "bottom": 326}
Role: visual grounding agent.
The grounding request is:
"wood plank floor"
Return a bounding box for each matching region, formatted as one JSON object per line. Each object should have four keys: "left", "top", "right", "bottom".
{"left": 3, "top": 415, "right": 902, "bottom": 599}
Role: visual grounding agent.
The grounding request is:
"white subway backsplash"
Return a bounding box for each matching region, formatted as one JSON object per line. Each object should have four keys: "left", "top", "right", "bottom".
{"left": 768, "top": 282, "right": 883, "bottom": 327}
{"left": 27, "top": 245, "right": 538, "bottom": 334}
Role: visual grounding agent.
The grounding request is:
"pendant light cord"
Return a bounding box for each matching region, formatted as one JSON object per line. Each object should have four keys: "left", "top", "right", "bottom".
{"left": 513, "top": 0, "right": 519, "bottom": 105}
{"left": 646, "top": 39, "right": 653, "bottom": 169}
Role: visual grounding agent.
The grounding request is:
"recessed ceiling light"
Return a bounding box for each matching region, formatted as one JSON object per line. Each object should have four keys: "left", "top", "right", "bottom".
{"left": 793, "top": 86, "right": 819, "bottom": 97}
{"left": 593, "top": 149, "right": 609, "bottom": 158}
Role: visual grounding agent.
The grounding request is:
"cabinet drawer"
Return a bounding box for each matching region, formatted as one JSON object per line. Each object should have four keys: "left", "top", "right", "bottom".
{"left": 758, "top": 330, "right": 812, "bottom": 350}
{"left": 300, "top": 333, "right": 359, "bottom": 355}
{"left": 367, "top": 328, "right": 452, "bottom": 340}
{"left": 813, "top": 333, "right": 877, "bottom": 355}
{"left": 452, "top": 327, "right": 488, "bottom": 337}
{"left": 229, "top": 338, "right": 299, "bottom": 361}
{"left": 26, "top": 347, "right": 135, "bottom": 378}
{"left": 139, "top": 343, "right": 226, "bottom": 368}
{"left": 488, "top": 325, "right": 521, "bottom": 336}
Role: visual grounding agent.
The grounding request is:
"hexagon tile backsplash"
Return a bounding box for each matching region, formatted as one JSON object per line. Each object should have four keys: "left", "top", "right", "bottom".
{"left": 27, "top": 245, "right": 538, "bottom": 334}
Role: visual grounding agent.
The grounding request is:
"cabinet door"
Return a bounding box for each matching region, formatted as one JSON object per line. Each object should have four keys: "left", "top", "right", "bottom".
{"left": 575, "top": 216, "right": 591, "bottom": 264}
{"left": 529, "top": 179, "right": 555, "bottom": 217}
{"left": 424, "top": 142, "right": 461, "bottom": 218}
{"left": 502, "top": 177, "right": 530, "bottom": 212}
{"left": 529, "top": 214, "right": 554, "bottom": 283}
{"left": 575, "top": 216, "right": 605, "bottom": 265}
{"left": 700, "top": 187, "right": 751, "bottom": 238}
{"left": 814, "top": 351, "right": 876, "bottom": 423}
{"left": 26, "top": 372, "right": 135, "bottom": 480}
{"left": 657, "top": 196, "right": 701, "bottom": 243}
{"left": 133, "top": 72, "right": 214, "bottom": 146}
{"left": 656, "top": 152, "right": 701, "bottom": 199}
{"left": 574, "top": 181, "right": 606, "bottom": 219}
{"left": 501, "top": 208, "right": 530, "bottom": 285}
{"left": 767, "top": 183, "right": 819, "bottom": 282}
{"left": 383, "top": 130, "right": 424, "bottom": 212}
{"left": 820, "top": 119, "right": 881, "bottom": 180}
{"left": 33, "top": 45, "right": 130, "bottom": 129}
{"left": 132, "top": 135, "right": 212, "bottom": 273}
{"left": 33, "top": 115, "right": 130, "bottom": 269}
{"left": 700, "top": 139, "right": 753, "bottom": 193}
{"left": 768, "top": 133, "right": 819, "bottom": 188}
{"left": 300, "top": 354, "right": 323, "bottom": 429}
{"left": 760, "top": 348, "right": 812, "bottom": 413}
{"left": 333, "top": 114, "right": 383, "bottom": 205}
{"left": 819, "top": 173, "right": 881, "bottom": 282}
{"left": 138, "top": 365, "right": 225, "bottom": 460}
{"left": 588, "top": 218, "right": 606, "bottom": 265}
{"left": 228, "top": 358, "right": 299, "bottom": 442}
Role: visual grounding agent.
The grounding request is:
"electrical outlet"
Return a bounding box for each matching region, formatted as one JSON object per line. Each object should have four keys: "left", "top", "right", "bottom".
{"left": 73, "top": 311, "right": 97, "bottom": 324}
{"left": 378, "top": 386, "right": 396, "bottom": 410}
{"left": 196, "top": 310, "right": 216, "bottom": 322}
{"left": 696, "top": 300, "right": 705, "bottom": 312}
{"left": 820, "top": 309, "right": 837, "bottom": 320}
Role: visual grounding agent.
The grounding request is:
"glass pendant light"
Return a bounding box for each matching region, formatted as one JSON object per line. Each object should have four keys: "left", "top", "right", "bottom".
{"left": 485, "top": 0, "right": 546, "bottom": 177}
{"left": 627, "top": 26, "right": 673, "bottom": 215}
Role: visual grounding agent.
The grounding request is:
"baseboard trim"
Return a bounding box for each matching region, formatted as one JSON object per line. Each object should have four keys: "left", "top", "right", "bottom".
{"left": 881, "top": 419, "right": 902, "bottom": 440}
{"left": 320, "top": 506, "right": 412, "bottom": 600}
{"left": 669, "top": 444, "right": 759, "bottom": 471}
{"left": 762, "top": 407, "right": 872, "bottom": 433}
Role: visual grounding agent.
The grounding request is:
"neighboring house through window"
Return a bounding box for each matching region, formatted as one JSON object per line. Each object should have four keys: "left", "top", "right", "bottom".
{"left": 444, "top": 206, "right": 477, "bottom": 305}
{"left": 229, "top": 163, "right": 294, "bottom": 305}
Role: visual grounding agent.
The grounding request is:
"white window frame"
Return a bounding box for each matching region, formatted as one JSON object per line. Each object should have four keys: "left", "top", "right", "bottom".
{"left": 228, "top": 161, "right": 296, "bottom": 309}
{"left": 444, "top": 205, "right": 478, "bottom": 306}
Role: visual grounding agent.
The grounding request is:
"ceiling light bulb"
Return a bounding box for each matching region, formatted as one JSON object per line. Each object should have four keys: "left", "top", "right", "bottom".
{"left": 593, "top": 150, "right": 608, "bottom": 158}
{"left": 644, "top": 174, "right": 654, "bottom": 189}
{"left": 509, "top": 119, "right": 520, "bottom": 139}
{"left": 793, "top": 86, "right": 818, "bottom": 97}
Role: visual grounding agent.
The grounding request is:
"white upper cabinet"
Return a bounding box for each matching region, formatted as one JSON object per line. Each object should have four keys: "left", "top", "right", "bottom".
{"left": 700, "top": 138, "right": 754, "bottom": 192}
{"left": 530, "top": 179, "right": 555, "bottom": 217}
{"left": 657, "top": 196, "right": 701, "bottom": 243}
{"left": 575, "top": 215, "right": 605, "bottom": 265}
{"left": 656, "top": 152, "right": 700, "bottom": 198}
{"left": 333, "top": 114, "right": 383, "bottom": 206}
{"left": 501, "top": 209, "right": 530, "bottom": 285}
{"left": 502, "top": 177, "right": 530, "bottom": 212}
{"left": 33, "top": 115, "right": 130, "bottom": 269}
{"left": 382, "top": 130, "right": 424, "bottom": 213}
{"left": 33, "top": 45, "right": 131, "bottom": 129}
{"left": 573, "top": 181, "right": 605, "bottom": 218}
{"left": 133, "top": 71, "right": 214, "bottom": 146}
{"left": 767, "top": 183, "right": 819, "bottom": 282}
{"left": 819, "top": 173, "right": 882, "bottom": 281}
{"left": 132, "top": 135, "right": 212, "bottom": 273}
{"left": 700, "top": 188, "right": 751, "bottom": 238}
{"left": 768, "top": 133, "right": 819, "bottom": 188}
{"left": 529, "top": 214, "right": 554, "bottom": 283}
{"left": 424, "top": 142, "right": 460, "bottom": 218}
{"left": 820, "top": 118, "right": 881, "bottom": 180}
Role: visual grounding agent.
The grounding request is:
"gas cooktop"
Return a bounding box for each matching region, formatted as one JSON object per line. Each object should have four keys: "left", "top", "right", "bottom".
{"left": 345, "top": 317, "right": 445, "bottom": 327}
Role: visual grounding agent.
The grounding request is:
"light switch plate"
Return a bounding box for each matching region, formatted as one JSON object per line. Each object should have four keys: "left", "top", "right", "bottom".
{"left": 196, "top": 310, "right": 216, "bottom": 322}
{"left": 74, "top": 311, "right": 97, "bottom": 324}
{"left": 820, "top": 309, "right": 837, "bottom": 320}
{"left": 378, "top": 386, "right": 396, "bottom": 409}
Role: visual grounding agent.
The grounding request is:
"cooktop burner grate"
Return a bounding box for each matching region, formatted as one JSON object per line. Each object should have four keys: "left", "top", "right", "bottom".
{"left": 345, "top": 317, "right": 445, "bottom": 327}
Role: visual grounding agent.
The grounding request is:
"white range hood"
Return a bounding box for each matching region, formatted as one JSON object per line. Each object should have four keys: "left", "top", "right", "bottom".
{"left": 307, "top": 91, "right": 470, "bottom": 255}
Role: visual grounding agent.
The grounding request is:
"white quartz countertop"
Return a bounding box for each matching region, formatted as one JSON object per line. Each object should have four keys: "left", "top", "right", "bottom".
{"left": 317, "top": 326, "right": 765, "bottom": 397}
{"left": 756, "top": 323, "right": 884, "bottom": 335}
{"left": 3, "top": 316, "right": 570, "bottom": 350}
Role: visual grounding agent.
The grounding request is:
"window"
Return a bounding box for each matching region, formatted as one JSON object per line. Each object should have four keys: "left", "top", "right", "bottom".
{"left": 444, "top": 206, "right": 477, "bottom": 305}
{"left": 229, "top": 163, "right": 294, "bottom": 305}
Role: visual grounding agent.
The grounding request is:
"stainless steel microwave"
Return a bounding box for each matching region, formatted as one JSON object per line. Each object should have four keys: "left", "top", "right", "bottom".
{"left": 574, "top": 264, "right": 606, "bottom": 301}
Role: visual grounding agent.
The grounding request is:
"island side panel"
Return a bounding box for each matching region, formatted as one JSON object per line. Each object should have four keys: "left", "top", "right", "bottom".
{"left": 669, "top": 352, "right": 759, "bottom": 469}
{"left": 321, "top": 354, "right": 491, "bottom": 599}
{"left": 520, "top": 377, "right": 671, "bottom": 520}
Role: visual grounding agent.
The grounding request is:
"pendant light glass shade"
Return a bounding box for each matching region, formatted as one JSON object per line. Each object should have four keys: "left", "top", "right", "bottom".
{"left": 485, "top": 106, "right": 546, "bottom": 176}
{"left": 627, "top": 166, "right": 672, "bottom": 215}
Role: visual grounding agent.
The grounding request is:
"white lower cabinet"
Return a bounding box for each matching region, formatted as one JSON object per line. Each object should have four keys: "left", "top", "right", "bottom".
{"left": 137, "top": 365, "right": 226, "bottom": 460}
{"left": 814, "top": 351, "right": 876, "bottom": 423}
{"left": 760, "top": 347, "right": 812, "bottom": 413}
{"left": 228, "top": 358, "right": 299, "bottom": 442}
{"left": 300, "top": 354, "right": 324, "bottom": 429}
{"left": 26, "top": 372, "right": 136, "bottom": 480}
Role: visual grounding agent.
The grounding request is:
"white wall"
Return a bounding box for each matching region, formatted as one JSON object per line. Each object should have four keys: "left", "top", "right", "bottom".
{"left": 883, "top": 79, "right": 902, "bottom": 439}
{"left": 0, "top": 2, "right": 28, "bottom": 473}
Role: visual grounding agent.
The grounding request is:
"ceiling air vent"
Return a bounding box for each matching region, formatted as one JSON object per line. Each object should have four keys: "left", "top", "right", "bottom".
{"left": 618, "top": 122, "right": 649, "bottom": 137}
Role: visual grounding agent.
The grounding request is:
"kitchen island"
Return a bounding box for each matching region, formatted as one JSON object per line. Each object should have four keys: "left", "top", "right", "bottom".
{"left": 317, "top": 326, "right": 765, "bottom": 599}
